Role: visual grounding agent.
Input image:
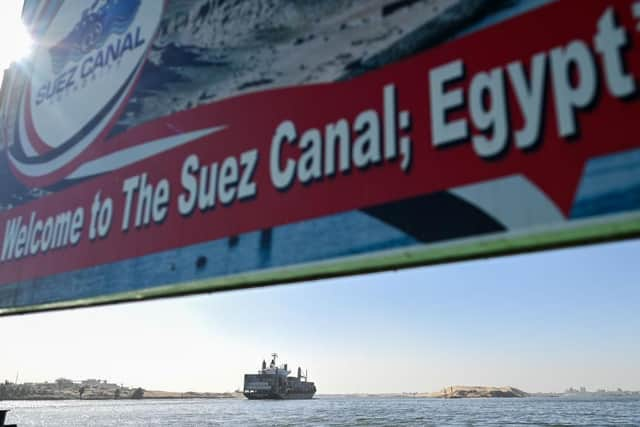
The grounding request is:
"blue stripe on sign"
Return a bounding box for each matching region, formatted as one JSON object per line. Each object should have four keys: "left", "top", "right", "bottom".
{"left": 1, "top": 187, "right": 508, "bottom": 309}
{"left": 0, "top": 209, "right": 417, "bottom": 309}
{"left": 572, "top": 148, "right": 640, "bottom": 219}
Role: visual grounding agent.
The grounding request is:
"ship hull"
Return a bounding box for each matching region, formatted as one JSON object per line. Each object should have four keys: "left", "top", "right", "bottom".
{"left": 244, "top": 392, "right": 315, "bottom": 400}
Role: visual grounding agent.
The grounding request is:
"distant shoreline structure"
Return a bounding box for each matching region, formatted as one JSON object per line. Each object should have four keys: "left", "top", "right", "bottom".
{"left": 0, "top": 378, "right": 240, "bottom": 401}
{"left": 429, "top": 386, "right": 528, "bottom": 399}
{"left": 1, "top": 379, "right": 638, "bottom": 401}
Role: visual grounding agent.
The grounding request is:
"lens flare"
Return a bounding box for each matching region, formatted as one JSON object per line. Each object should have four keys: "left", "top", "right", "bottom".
{"left": 0, "top": 0, "right": 33, "bottom": 71}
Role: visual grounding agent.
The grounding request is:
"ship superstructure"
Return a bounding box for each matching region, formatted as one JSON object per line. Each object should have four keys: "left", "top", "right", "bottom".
{"left": 243, "top": 353, "right": 316, "bottom": 399}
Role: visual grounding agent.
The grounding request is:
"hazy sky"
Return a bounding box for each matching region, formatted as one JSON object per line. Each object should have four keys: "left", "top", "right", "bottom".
{"left": 0, "top": 0, "right": 638, "bottom": 395}
{"left": 1, "top": 239, "right": 639, "bottom": 394}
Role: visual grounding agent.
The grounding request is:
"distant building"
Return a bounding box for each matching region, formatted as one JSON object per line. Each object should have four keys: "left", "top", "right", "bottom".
{"left": 55, "top": 378, "right": 74, "bottom": 387}
{"left": 579, "top": 387, "right": 586, "bottom": 393}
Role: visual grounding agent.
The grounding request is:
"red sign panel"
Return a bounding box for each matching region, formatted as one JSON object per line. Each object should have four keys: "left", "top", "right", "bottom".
{"left": 1, "top": 0, "right": 639, "bottom": 313}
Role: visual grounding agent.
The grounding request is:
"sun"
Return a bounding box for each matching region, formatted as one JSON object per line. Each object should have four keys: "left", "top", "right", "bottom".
{"left": 0, "top": 0, "right": 33, "bottom": 71}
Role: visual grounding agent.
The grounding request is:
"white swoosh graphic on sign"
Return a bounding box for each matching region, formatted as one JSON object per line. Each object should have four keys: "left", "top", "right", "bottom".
{"left": 66, "top": 125, "right": 226, "bottom": 180}
{"left": 450, "top": 175, "right": 565, "bottom": 228}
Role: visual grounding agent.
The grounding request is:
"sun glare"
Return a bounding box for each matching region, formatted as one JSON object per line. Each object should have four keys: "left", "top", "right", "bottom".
{"left": 0, "top": 0, "right": 33, "bottom": 71}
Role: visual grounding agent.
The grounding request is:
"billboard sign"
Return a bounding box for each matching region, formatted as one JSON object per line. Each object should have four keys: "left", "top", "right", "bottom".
{"left": 1, "top": 0, "right": 640, "bottom": 314}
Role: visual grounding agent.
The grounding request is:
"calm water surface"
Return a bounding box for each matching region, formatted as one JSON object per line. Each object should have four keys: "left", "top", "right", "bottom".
{"left": 2, "top": 396, "right": 639, "bottom": 426}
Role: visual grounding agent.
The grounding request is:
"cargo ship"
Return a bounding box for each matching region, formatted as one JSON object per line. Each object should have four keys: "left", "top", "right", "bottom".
{"left": 243, "top": 353, "right": 316, "bottom": 399}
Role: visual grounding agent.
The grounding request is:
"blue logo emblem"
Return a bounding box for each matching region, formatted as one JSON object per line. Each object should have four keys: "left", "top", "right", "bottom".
{"left": 49, "top": 0, "right": 141, "bottom": 74}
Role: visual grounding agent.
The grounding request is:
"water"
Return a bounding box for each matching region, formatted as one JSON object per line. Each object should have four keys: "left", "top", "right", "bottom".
{"left": 2, "top": 396, "right": 640, "bottom": 426}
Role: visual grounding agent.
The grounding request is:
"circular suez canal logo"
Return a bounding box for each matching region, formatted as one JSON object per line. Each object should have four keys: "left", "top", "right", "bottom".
{"left": 8, "top": 0, "right": 165, "bottom": 188}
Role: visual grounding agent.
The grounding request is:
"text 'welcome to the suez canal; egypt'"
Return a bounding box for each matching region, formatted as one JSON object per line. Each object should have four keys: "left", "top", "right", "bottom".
{"left": 1, "top": 5, "right": 637, "bottom": 263}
